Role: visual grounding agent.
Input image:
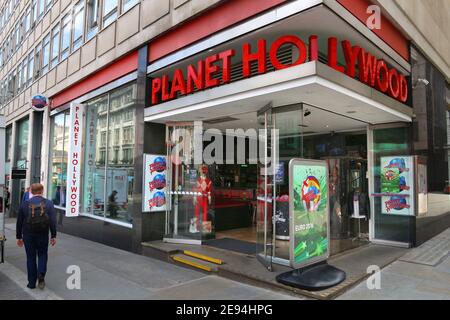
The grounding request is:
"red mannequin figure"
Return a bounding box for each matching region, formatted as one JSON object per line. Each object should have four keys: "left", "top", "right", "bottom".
{"left": 192, "top": 165, "right": 212, "bottom": 232}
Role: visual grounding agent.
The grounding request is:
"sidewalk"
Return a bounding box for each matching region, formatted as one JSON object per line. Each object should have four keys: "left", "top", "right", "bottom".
{"left": 0, "top": 220, "right": 299, "bottom": 300}
{"left": 338, "top": 228, "right": 450, "bottom": 300}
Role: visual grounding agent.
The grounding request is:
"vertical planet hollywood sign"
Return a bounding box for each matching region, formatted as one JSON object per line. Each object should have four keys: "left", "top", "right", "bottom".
{"left": 151, "top": 35, "right": 408, "bottom": 105}
{"left": 66, "top": 103, "right": 84, "bottom": 217}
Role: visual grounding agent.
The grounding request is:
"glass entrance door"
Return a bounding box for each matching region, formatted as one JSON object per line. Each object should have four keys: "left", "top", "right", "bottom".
{"left": 164, "top": 122, "right": 215, "bottom": 244}
{"left": 256, "top": 105, "right": 275, "bottom": 270}
{"left": 256, "top": 103, "right": 304, "bottom": 270}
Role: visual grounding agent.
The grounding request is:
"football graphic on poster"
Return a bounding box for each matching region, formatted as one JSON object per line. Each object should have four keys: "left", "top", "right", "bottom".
{"left": 301, "top": 176, "right": 321, "bottom": 212}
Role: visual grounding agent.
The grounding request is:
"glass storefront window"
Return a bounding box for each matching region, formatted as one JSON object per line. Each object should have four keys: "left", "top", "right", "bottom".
{"left": 81, "top": 83, "right": 137, "bottom": 224}
{"left": 48, "top": 112, "right": 70, "bottom": 208}
{"left": 5, "top": 125, "right": 12, "bottom": 191}
{"left": 371, "top": 126, "right": 414, "bottom": 243}
{"left": 16, "top": 117, "right": 29, "bottom": 168}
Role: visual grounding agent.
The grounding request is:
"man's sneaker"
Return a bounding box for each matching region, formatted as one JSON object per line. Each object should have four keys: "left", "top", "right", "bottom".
{"left": 26, "top": 283, "right": 36, "bottom": 289}
{"left": 38, "top": 275, "right": 45, "bottom": 290}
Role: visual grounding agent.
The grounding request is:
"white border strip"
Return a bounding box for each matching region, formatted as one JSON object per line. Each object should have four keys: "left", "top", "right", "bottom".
{"left": 79, "top": 212, "right": 133, "bottom": 229}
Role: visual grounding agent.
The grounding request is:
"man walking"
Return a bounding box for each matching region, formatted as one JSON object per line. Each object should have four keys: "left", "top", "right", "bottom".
{"left": 16, "top": 183, "right": 57, "bottom": 289}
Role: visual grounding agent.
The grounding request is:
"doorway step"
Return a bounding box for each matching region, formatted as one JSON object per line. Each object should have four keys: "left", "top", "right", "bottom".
{"left": 171, "top": 250, "right": 223, "bottom": 272}
{"left": 141, "top": 241, "right": 407, "bottom": 299}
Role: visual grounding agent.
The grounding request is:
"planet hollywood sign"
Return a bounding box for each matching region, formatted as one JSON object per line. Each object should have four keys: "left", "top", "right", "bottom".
{"left": 151, "top": 35, "right": 408, "bottom": 105}
{"left": 66, "top": 103, "right": 84, "bottom": 217}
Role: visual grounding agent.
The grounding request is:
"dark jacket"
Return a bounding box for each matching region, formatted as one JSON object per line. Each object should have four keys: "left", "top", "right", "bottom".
{"left": 16, "top": 196, "right": 57, "bottom": 239}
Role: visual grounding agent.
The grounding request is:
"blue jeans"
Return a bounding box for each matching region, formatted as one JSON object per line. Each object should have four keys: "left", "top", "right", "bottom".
{"left": 23, "top": 233, "right": 49, "bottom": 287}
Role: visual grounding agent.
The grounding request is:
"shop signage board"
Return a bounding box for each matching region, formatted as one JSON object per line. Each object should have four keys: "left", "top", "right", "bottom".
{"left": 31, "top": 94, "right": 48, "bottom": 112}
{"left": 66, "top": 103, "right": 84, "bottom": 217}
{"left": 151, "top": 34, "right": 408, "bottom": 106}
{"left": 11, "top": 169, "right": 26, "bottom": 179}
{"left": 289, "top": 159, "right": 329, "bottom": 269}
{"left": 380, "top": 156, "right": 414, "bottom": 216}
{"left": 143, "top": 154, "right": 168, "bottom": 212}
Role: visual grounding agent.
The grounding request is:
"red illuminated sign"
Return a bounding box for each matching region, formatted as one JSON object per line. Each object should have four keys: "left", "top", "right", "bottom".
{"left": 151, "top": 34, "right": 408, "bottom": 105}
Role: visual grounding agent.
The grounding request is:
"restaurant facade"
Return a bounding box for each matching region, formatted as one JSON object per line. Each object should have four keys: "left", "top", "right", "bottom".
{"left": 1, "top": 0, "right": 449, "bottom": 269}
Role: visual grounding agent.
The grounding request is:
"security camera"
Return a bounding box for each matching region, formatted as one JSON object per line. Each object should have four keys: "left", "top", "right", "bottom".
{"left": 413, "top": 78, "right": 430, "bottom": 88}
{"left": 417, "top": 78, "right": 429, "bottom": 86}
{"left": 304, "top": 109, "right": 311, "bottom": 117}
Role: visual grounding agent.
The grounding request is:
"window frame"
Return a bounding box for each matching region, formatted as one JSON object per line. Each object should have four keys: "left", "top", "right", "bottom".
{"left": 50, "top": 24, "right": 60, "bottom": 69}
{"left": 72, "top": 0, "right": 85, "bottom": 52}
{"left": 60, "top": 13, "right": 71, "bottom": 61}
{"left": 41, "top": 33, "right": 50, "bottom": 75}
{"left": 102, "top": 0, "right": 118, "bottom": 29}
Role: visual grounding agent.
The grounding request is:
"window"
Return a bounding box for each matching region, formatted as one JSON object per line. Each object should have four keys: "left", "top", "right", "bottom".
{"left": 122, "top": 0, "right": 139, "bottom": 13}
{"left": 86, "top": 0, "right": 100, "bottom": 40}
{"left": 48, "top": 112, "right": 70, "bottom": 208}
{"left": 50, "top": 25, "right": 59, "bottom": 68}
{"left": 102, "top": 0, "right": 117, "bottom": 28}
{"left": 34, "top": 44, "right": 42, "bottom": 79}
{"left": 21, "top": 59, "right": 27, "bottom": 90}
{"left": 45, "top": 0, "right": 52, "bottom": 11}
{"left": 27, "top": 52, "right": 34, "bottom": 85}
{"left": 24, "top": 6, "right": 31, "bottom": 34}
{"left": 31, "top": 0, "right": 38, "bottom": 26}
{"left": 72, "top": 1, "right": 84, "bottom": 51}
{"left": 60, "top": 14, "right": 71, "bottom": 60}
{"left": 41, "top": 34, "right": 50, "bottom": 74}
{"left": 16, "top": 117, "right": 29, "bottom": 169}
{"left": 37, "top": 0, "right": 44, "bottom": 19}
{"left": 17, "top": 65, "right": 22, "bottom": 92}
{"left": 82, "top": 83, "right": 136, "bottom": 224}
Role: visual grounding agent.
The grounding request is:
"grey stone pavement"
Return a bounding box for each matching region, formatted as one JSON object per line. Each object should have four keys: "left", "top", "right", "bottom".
{"left": 0, "top": 220, "right": 299, "bottom": 300}
{"left": 339, "top": 228, "right": 450, "bottom": 300}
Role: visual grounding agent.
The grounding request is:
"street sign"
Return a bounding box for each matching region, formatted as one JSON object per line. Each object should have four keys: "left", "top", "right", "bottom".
{"left": 11, "top": 169, "right": 27, "bottom": 180}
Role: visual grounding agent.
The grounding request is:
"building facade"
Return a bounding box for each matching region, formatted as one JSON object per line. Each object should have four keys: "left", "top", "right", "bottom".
{"left": 0, "top": 0, "right": 449, "bottom": 266}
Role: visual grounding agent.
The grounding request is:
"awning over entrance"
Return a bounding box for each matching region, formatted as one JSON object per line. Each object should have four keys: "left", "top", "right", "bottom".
{"left": 145, "top": 61, "right": 413, "bottom": 124}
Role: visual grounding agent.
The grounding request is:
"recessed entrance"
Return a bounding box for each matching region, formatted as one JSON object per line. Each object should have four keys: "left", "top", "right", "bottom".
{"left": 159, "top": 102, "right": 370, "bottom": 267}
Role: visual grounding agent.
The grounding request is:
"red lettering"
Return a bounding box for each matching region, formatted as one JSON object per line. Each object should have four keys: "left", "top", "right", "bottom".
{"left": 186, "top": 61, "right": 204, "bottom": 94}
{"left": 219, "top": 49, "right": 235, "bottom": 83}
{"left": 342, "top": 40, "right": 360, "bottom": 78}
{"left": 242, "top": 39, "right": 267, "bottom": 77}
{"left": 327, "top": 37, "right": 345, "bottom": 73}
{"left": 376, "top": 60, "right": 389, "bottom": 92}
{"left": 205, "top": 54, "right": 220, "bottom": 88}
{"left": 151, "top": 78, "right": 161, "bottom": 104}
{"left": 170, "top": 69, "right": 186, "bottom": 99}
{"left": 399, "top": 74, "right": 408, "bottom": 103}
{"left": 388, "top": 69, "right": 400, "bottom": 99}
{"left": 358, "top": 48, "right": 378, "bottom": 87}
{"left": 309, "top": 35, "right": 318, "bottom": 61}
{"left": 269, "top": 35, "right": 307, "bottom": 70}
{"left": 161, "top": 75, "right": 170, "bottom": 101}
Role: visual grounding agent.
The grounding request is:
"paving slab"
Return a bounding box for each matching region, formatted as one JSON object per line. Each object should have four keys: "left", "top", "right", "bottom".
{"left": 143, "top": 241, "right": 407, "bottom": 300}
